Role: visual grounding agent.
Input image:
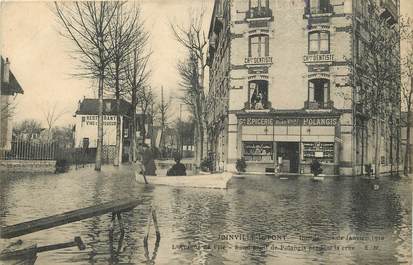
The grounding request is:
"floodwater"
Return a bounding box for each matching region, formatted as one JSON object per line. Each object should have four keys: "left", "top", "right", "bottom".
{"left": 0, "top": 165, "right": 411, "bottom": 265}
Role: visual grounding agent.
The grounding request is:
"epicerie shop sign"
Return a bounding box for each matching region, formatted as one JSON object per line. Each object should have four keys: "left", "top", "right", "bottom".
{"left": 239, "top": 117, "right": 338, "bottom": 126}
{"left": 303, "top": 54, "right": 334, "bottom": 63}
{"left": 82, "top": 115, "right": 117, "bottom": 126}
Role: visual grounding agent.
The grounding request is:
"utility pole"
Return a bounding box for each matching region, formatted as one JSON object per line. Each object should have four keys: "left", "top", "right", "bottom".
{"left": 160, "top": 86, "right": 165, "bottom": 155}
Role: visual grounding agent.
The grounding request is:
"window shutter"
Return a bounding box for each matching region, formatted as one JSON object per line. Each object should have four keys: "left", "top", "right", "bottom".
{"left": 265, "top": 36, "right": 269, "bottom": 56}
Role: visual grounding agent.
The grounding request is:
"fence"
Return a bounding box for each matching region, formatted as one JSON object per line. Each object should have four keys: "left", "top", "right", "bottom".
{"left": 0, "top": 140, "right": 115, "bottom": 166}
{"left": 0, "top": 141, "right": 59, "bottom": 160}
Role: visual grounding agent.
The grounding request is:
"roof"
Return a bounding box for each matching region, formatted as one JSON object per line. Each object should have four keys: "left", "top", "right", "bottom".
{"left": 1, "top": 57, "right": 24, "bottom": 95}
{"left": 75, "top": 98, "right": 132, "bottom": 116}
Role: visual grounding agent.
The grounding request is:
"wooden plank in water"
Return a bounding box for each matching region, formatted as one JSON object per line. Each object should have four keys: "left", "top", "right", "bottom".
{"left": 0, "top": 198, "right": 140, "bottom": 239}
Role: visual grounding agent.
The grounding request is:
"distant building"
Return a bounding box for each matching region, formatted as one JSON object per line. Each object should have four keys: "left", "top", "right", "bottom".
{"left": 0, "top": 57, "right": 24, "bottom": 152}
{"left": 206, "top": 0, "right": 400, "bottom": 175}
{"left": 74, "top": 98, "right": 150, "bottom": 162}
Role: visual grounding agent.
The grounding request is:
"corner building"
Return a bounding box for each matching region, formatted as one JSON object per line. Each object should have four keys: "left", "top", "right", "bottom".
{"left": 206, "top": 0, "right": 399, "bottom": 175}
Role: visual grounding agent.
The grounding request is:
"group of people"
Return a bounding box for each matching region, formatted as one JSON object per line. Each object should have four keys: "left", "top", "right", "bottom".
{"left": 135, "top": 143, "right": 186, "bottom": 177}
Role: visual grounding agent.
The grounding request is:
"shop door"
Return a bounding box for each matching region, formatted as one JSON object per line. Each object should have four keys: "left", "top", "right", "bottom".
{"left": 277, "top": 142, "right": 299, "bottom": 173}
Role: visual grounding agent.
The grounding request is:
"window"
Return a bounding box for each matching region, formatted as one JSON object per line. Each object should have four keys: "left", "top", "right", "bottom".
{"left": 308, "top": 79, "right": 329, "bottom": 108}
{"left": 355, "top": 35, "right": 365, "bottom": 62}
{"left": 82, "top": 138, "right": 89, "bottom": 149}
{"left": 249, "top": 35, "right": 269, "bottom": 57}
{"left": 247, "top": 0, "right": 271, "bottom": 19}
{"left": 249, "top": 80, "right": 268, "bottom": 110}
{"left": 250, "top": 0, "right": 268, "bottom": 9}
{"left": 308, "top": 31, "right": 330, "bottom": 53}
{"left": 310, "top": 0, "right": 331, "bottom": 14}
{"left": 243, "top": 141, "right": 273, "bottom": 161}
{"left": 105, "top": 101, "right": 112, "bottom": 112}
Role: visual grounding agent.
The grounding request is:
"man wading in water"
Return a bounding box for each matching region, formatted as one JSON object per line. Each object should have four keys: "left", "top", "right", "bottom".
{"left": 135, "top": 143, "right": 156, "bottom": 184}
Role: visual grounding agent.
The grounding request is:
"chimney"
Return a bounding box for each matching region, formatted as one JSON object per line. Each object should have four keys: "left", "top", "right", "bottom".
{"left": 3, "top": 58, "right": 10, "bottom": 83}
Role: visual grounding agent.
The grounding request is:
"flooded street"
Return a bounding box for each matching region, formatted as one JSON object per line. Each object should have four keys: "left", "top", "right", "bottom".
{"left": 0, "top": 166, "right": 411, "bottom": 265}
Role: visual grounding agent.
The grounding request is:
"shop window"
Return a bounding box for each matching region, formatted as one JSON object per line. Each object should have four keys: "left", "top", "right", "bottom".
{"left": 308, "top": 31, "right": 330, "bottom": 54}
{"left": 243, "top": 141, "right": 273, "bottom": 161}
{"left": 308, "top": 79, "right": 329, "bottom": 108}
{"left": 249, "top": 35, "right": 269, "bottom": 57}
{"left": 249, "top": 80, "right": 269, "bottom": 110}
{"left": 303, "top": 142, "right": 334, "bottom": 162}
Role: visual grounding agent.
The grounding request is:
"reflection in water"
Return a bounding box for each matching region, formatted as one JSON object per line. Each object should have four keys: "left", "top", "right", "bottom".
{"left": 144, "top": 230, "right": 160, "bottom": 265}
{"left": 109, "top": 229, "right": 124, "bottom": 264}
{"left": 0, "top": 165, "right": 411, "bottom": 265}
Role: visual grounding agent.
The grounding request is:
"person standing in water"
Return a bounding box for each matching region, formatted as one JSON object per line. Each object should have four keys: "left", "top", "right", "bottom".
{"left": 138, "top": 143, "right": 156, "bottom": 176}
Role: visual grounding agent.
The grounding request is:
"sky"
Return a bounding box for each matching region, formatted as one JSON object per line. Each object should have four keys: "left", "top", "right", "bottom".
{"left": 0, "top": 0, "right": 212, "bottom": 127}
{"left": 1, "top": 0, "right": 412, "bottom": 128}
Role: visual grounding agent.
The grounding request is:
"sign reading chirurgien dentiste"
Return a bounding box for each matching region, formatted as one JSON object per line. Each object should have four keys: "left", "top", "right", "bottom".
{"left": 238, "top": 117, "right": 339, "bottom": 126}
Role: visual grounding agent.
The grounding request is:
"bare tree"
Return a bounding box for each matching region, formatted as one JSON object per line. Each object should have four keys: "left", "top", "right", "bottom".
{"left": 177, "top": 52, "right": 203, "bottom": 163}
{"left": 106, "top": 3, "right": 142, "bottom": 166}
{"left": 401, "top": 18, "right": 413, "bottom": 175}
{"left": 0, "top": 100, "right": 16, "bottom": 122}
{"left": 157, "top": 86, "right": 170, "bottom": 154}
{"left": 54, "top": 2, "right": 121, "bottom": 171}
{"left": 349, "top": 2, "right": 401, "bottom": 178}
{"left": 138, "top": 85, "right": 155, "bottom": 145}
{"left": 125, "top": 21, "right": 150, "bottom": 162}
{"left": 13, "top": 119, "right": 43, "bottom": 141}
{"left": 171, "top": 11, "right": 208, "bottom": 169}
{"left": 42, "top": 103, "right": 68, "bottom": 142}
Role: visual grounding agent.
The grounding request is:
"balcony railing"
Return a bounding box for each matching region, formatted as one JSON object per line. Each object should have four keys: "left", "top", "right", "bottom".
{"left": 305, "top": 100, "right": 334, "bottom": 110}
{"left": 246, "top": 7, "right": 272, "bottom": 20}
{"left": 245, "top": 101, "right": 271, "bottom": 111}
{"left": 304, "top": 4, "right": 334, "bottom": 16}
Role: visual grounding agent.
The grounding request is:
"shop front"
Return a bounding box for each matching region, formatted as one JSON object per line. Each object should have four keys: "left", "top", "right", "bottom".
{"left": 237, "top": 112, "right": 340, "bottom": 175}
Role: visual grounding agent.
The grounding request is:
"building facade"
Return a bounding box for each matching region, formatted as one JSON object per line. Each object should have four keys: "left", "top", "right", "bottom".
{"left": 74, "top": 98, "right": 150, "bottom": 162}
{"left": 0, "top": 57, "right": 24, "bottom": 153}
{"left": 207, "top": 0, "right": 400, "bottom": 175}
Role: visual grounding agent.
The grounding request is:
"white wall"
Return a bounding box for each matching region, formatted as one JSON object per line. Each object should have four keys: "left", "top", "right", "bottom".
{"left": 74, "top": 114, "right": 122, "bottom": 148}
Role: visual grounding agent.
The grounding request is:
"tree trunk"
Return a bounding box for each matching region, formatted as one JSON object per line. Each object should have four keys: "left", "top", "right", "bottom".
{"left": 129, "top": 89, "right": 137, "bottom": 163}
{"left": 114, "top": 93, "right": 121, "bottom": 166}
{"left": 361, "top": 121, "right": 364, "bottom": 175}
{"left": 390, "top": 133, "right": 393, "bottom": 176}
{"left": 404, "top": 110, "right": 411, "bottom": 175}
{"left": 194, "top": 119, "right": 202, "bottom": 171}
{"left": 198, "top": 65, "right": 207, "bottom": 161}
{"left": 396, "top": 118, "right": 400, "bottom": 175}
{"left": 95, "top": 75, "right": 104, "bottom": 171}
{"left": 374, "top": 119, "right": 381, "bottom": 178}
{"left": 141, "top": 114, "right": 146, "bottom": 144}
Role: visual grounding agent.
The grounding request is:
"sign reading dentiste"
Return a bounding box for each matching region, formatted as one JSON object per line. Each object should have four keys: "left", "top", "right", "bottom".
{"left": 244, "top": 56, "right": 273, "bottom": 65}
{"left": 303, "top": 54, "right": 334, "bottom": 63}
{"left": 238, "top": 117, "right": 339, "bottom": 126}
